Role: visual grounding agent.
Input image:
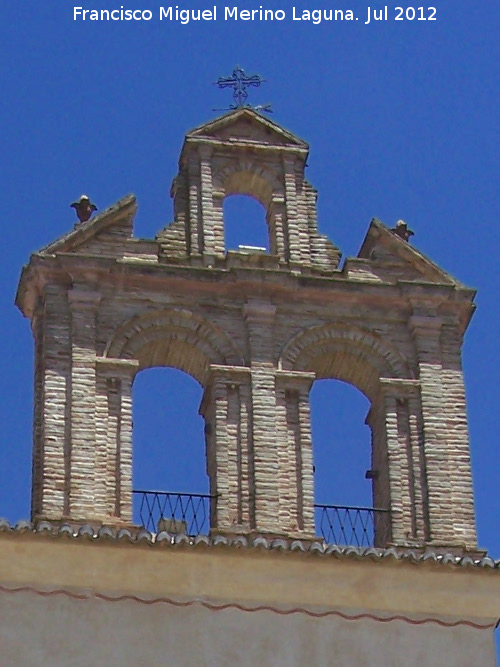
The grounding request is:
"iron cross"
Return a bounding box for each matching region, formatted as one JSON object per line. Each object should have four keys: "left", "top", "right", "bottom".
{"left": 215, "top": 65, "right": 264, "bottom": 108}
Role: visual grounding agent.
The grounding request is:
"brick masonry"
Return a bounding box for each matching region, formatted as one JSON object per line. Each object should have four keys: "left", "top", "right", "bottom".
{"left": 16, "top": 108, "right": 478, "bottom": 550}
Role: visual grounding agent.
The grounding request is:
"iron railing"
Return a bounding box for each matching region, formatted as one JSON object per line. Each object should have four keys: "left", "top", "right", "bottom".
{"left": 133, "top": 490, "right": 214, "bottom": 536}
{"left": 315, "top": 504, "right": 391, "bottom": 548}
{"left": 133, "top": 491, "right": 390, "bottom": 547}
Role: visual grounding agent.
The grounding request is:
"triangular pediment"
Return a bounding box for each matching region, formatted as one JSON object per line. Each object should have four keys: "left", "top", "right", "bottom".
{"left": 186, "top": 109, "right": 309, "bottom": 149}
{"left": 38, "top": 194, "right": 137, "bottom": 256}
{"left": 358, "top": 218, "right": 466, "bottom": 286}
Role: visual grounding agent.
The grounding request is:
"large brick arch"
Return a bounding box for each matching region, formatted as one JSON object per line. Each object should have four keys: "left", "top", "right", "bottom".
{"left": 104, "top": 309, "right": 244, "bottom": 385}
{"left": 280, "top": 324, "right": 413, "bottom": 401}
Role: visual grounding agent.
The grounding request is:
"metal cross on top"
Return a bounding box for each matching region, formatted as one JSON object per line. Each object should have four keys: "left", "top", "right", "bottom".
{"left": 215, "top": 65, "right": 271, "bottom": 112}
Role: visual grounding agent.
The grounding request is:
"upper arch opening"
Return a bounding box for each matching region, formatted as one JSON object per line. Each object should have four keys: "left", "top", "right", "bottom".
{"left": 223, "top": 194, "right": 269, "bottom": 252}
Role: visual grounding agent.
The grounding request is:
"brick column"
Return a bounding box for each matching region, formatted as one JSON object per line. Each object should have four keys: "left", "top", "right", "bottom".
{"left": 33, "top": 286, "right": 71, "bottom": 521}
{"left": 67, "top": 288, "right": 101, "bottom": 520}
{"left": 244, "top": 300, "right": 280, "bottom": 533}
{"left": 199, "top": 146, "right": 222, "bottom": 255}
{"left": 31, "top": 305, "right": 44, "bottom": 519}
{"left": 440, "top": 320, "right": 477, "bottom": 548}
{"left": 96, "top": 358, "right": 139, "bottom": 524}
{"left": 379, "top": 378, "right": 425, "bottom": 546}
{"left": 200, "top": 365, "right": 253, "bottom": 534}
{"left": 267, "top": 194, "right": 287, "bottom": 260}
{"left": 212, "top": 189, "right": 225, "bottom": 255}
{"left": 283, "top": 157, "right": 301, "bottom": 265}
{"left": 188, "top": 157, "right": 202, "bottom": 255}
{"left": 275, "top": 370, "right": 316, "bottom": 538}
{"left": 410, "top": 315, "right": 457, "bottom": 545}
{"left": 295, "top": 170, "right": 312, "bottom": 262}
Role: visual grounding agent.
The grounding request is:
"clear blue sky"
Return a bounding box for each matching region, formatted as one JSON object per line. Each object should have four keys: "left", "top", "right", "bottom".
{"left": 0, "top": 0, "right": 498, "bottom": 572}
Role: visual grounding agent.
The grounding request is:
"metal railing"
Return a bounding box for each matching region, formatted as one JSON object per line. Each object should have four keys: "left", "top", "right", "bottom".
{"left": 315, "top": 504, "right": 391, "bottom": 548}
{"left": 133, "top": 491, "right": 390, "bottom": 547}
{"left": 133, "top": 490, "right": 214, "bottom": 536}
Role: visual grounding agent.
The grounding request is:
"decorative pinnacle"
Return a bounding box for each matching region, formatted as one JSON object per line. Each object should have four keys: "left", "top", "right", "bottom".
{"left": 214, "top": 65, "right": 272, "bottom": 113}
{"left": 390, "top": 219, "right": 414, "bottom": 242}
{"left": 70, "top": 194, "right": 97, "bottom": 223}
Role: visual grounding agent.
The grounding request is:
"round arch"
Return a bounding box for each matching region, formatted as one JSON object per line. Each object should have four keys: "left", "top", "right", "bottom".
{"left": 104, "top": 308, "right": 244, "bottom": 386}
{"left": 213, "top": 160, "right": 283, "bottom": 209}
{"left": 280, "top": 323, "right": 413, "bottom": 401}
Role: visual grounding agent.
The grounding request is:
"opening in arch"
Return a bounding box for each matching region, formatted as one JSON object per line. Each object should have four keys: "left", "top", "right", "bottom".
{"left": 132, "top": 367, "right": 209, "bottom": 535}
{"left": 223, "top": 194, "right": 269, "bottom": 252}
{"left": 310, "top": 379, "right": 384, "bottom": 547}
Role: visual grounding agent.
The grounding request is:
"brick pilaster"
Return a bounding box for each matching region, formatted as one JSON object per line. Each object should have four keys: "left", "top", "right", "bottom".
{"left": 440, "top": 321, "right": 477, "bottom": 548}
{"left": 34, "top": 286, "right": 71, "bottom": 521}
{"left": 96, "top": 358, "right": 139, "bottom": 524}
{"left": 244, "top": 300, "right": 280, "bottom": 533}
{"left": 380, "top": 378, "right": 424, "bottom": 546}
{"left": 201, "top": 365, "right": 253, "bottom": 533}
{"left": 188, "top": 157, "right": 202, "bottom": 255}
{"left": 267, "top": 195, "right": 287, "bottom": 260}
{"left": 283, "top": 157, "right": 301, "bottom": 265}
{"left": 275, "top": 370, "right": 316, "bottom": 538}
{"left": 67, "top": 288, "right": 101, "bottom": 520}
{"left": 410, "top": 315, "right": 457, "bottom": 544}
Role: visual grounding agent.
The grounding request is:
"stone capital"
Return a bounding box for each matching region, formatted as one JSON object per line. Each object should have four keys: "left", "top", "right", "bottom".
{"left": 208, "top": 364, "right": 251, "bottom": 387}
{"left": 275, "top": 369, "right": 316, "bottom": 393}
{"left": 96, "top": 357, "right": 139, "bottom": 379}
{"left": 379, "top": 378, "right": 420, "bottom": 400}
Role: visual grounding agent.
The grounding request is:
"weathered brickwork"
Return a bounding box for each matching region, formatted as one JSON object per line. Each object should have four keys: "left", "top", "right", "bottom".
{"left": 16, "top": 109, "right": 478, "bottom": 550}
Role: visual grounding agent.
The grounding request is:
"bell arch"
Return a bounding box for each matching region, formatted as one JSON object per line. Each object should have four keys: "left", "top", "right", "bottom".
{"left": 281, "top": 323, "right": 414, "bottom": 402}
{"left": 96, "top": 308, "right": 247, "bottom": 527}
{"left": 132, "top": 366, "right": 208, "bottom": 533}
{"left": 213, "top": 162, "right": 286, "bottom": 258}
{"left": 279, "top": 323, "right": 426, "bottom": 547}
{"left": 157, "top": 109, "right": 341, "bottom": 267}
{"left": 105, "top": 308, "right": 244, "bottom": 384}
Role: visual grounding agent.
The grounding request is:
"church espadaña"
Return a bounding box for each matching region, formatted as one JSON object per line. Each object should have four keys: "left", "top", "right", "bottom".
{"left": 1, "top": 108, "right": 499, "bottom": 666}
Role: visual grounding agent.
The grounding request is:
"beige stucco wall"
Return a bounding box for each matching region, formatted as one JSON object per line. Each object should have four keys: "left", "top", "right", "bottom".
{"left": 0, "top": 534, "right": 498, "bottom": 666}
{"left": 0, "top": 587, "right": 496, "bottom": 667}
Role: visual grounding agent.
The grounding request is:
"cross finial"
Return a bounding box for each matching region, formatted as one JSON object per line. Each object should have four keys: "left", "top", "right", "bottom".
{"left": 214, "top": 65, "right": 272, "bottom": 113}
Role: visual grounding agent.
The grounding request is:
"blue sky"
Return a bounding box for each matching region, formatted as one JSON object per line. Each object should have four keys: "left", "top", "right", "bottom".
{"left": 0, "top": 0, "right": 498, "bottom": 579}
